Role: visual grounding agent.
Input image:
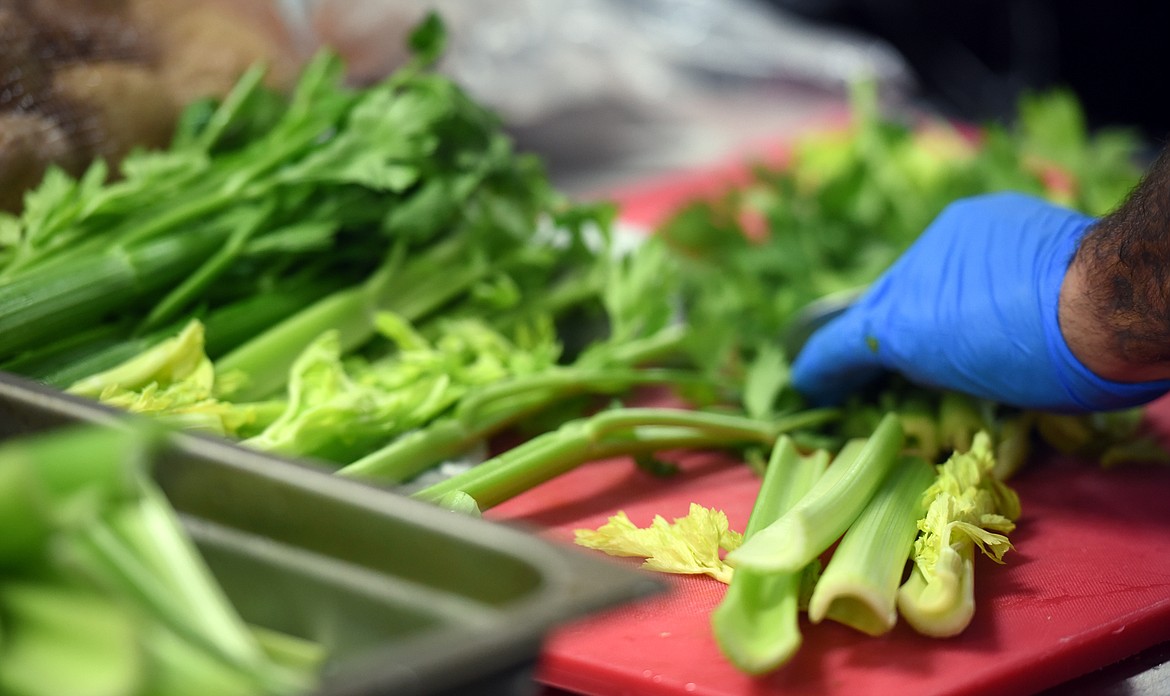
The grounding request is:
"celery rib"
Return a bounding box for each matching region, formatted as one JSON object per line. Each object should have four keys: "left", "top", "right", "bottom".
{"left": 806, "top": 455, "right": 935, "bottom": 636}
{"left": 726, "top": 412, "right": 904, "bottom": 574}
{"left": 711, "top": 437, "right": 828, "bottom": 674}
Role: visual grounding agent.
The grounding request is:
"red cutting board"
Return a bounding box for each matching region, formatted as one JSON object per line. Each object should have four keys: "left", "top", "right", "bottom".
{"left": 489, "top": 397, "right": 1170, "bottom": 696}
{"left": 487, "top": 152, "right": 1170, "bottom": 695}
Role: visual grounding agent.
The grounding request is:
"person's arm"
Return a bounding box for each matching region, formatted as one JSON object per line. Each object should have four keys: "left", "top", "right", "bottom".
{"left": 790, "top": 157, "right": 1170, "bottom": 413}
{"left": 1060, "top": 146, "right": 1170, "bottom": 383}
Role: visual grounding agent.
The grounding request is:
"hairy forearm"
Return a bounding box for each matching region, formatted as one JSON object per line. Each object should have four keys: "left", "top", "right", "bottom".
{"left": 1059, "top": 144, "right": 1170, "bottom": 382}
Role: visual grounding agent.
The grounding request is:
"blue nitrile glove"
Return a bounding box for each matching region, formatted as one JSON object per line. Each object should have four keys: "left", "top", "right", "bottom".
{"left": 790, "top": 192, "right": 1170, "bottom": 412}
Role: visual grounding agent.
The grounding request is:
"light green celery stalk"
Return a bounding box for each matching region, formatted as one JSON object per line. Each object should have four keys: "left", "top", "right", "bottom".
{"left": 64, "top": 485, "right": 310, "bottom": 695}
{"left": 212, "top": 250, "right": 405, "bottom": 403}
{"left": 896, "top": 431, "right": 1020, "bottom": 637}
{"left": 806, "top": 455, "right": 935, "bottom": 636}
{"left": 710, "top": 437, "right": 828, "bottom": 675}
{"left": 726, "top": 413, "right": 904, "bottom": 574}
{"left": 413, "top": 407, "right": 839, "bottom": 511}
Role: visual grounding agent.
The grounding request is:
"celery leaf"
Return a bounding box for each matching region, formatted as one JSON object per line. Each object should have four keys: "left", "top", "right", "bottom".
{"left": 574, "top": 503, "right": 743, "bottom": 584}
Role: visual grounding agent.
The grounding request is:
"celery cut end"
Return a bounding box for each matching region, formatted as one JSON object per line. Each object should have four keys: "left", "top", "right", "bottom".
{"left": 896, "top": 557, "right": 976, "bottom": 638}
{"left": 710, "top": 584, "right": 802, "bottom": 675}
{"left": 810, "top": 591, "right": 896, "bottom": 637}
{"left": 711, "top": 624, "right": 802, "bottom": 676}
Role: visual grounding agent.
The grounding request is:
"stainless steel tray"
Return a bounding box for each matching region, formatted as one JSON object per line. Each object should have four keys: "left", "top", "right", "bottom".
{"left": 0, "top": 371, "right": 662, "bottom": 696}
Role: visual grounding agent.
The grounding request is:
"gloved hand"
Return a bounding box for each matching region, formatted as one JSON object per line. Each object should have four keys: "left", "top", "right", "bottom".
{"left": 790, "top": 192, "right": 1170, "bottom": 412}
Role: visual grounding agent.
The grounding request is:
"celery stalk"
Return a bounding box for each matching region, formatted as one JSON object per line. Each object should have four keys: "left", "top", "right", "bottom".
{"left": 414, "top": 407, "right": 838, "bottom": 510}
{"left": 0, "top": 228, "right": 226, "bottom": 357}
{"left": 807, "top": 455, "right": 935, "bottom": 636}
{"left": 726, "top": 412, "right": 904, "bottom": 573}
{"left": 104, "top": 486, "right": 270, "bottom": 672}
{"left": 710, "top": 437, "right": 828, "bottom": 674}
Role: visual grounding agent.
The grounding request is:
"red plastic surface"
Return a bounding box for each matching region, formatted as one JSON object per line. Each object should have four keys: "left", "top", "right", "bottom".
{"left": 487, "top": 156, "right": 1170, "bottom": 695}
{"left": 490, "top": 399, "right": 1170, "bottom": 696}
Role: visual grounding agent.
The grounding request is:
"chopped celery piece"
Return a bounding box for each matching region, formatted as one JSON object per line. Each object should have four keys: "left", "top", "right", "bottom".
{"left": 726, "top": 413, "right": 904, "bottom": 573}
{"left": 711, "top": 437, "right": 828, "bottom": 674}
{"left": 897, "top": 432, "right": 1020, "bottom": 637}
{"left": 807, "top": 455, "right": 935, "bottom": 636}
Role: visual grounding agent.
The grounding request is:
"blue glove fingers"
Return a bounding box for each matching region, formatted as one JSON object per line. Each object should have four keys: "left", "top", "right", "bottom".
{"left": 790, "top": 304, "right": 888, "bottom": 406}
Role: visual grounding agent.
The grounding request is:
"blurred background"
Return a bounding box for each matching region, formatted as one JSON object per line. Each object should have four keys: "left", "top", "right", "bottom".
{"left": 2, "top": 0, "right": 1166, "bottom": 208}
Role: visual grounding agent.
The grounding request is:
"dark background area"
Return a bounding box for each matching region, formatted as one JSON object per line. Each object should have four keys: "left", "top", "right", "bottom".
{"left": 769, "top": 0, "right": 1170, "bottom": 142}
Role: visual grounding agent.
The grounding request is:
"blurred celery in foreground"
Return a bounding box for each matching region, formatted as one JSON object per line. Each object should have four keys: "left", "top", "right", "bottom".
{"left": 0, "top": 425, "right": 318, "bottom": 696}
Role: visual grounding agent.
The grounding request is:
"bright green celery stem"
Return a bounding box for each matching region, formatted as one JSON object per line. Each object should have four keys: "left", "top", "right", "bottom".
{"left": 192, "top": 62, "right": 267, "bottom": 151}
{"left": 896, "top": 540, "right": 977, "bottom": 638}
{"left": 726, "top": 412, "right": 904, "bottom": 574}
{"left": 215, "top": 236, "right": 489, "bottom": 401}
{"left": 339, "top": 367, "right": 701, "bottom": 482}
{"left": 105, "top": 485, "right": 270, "bottom": 666}
{"left": 806, "top": 455, "right": 935, "bottom": 636}
{"left": 214, "top": 283, "right": 375, "bottom": 401}
{"left": 711, "top": 438, "right": 828, "bottom": 675}
{"left": 31, "top": 278, "right": 343, "bottom": 388}
{"left": 412, "top": 407, "right": 838, "bottom": 510}
{"left": 0, "top": 227, "right": 227, "bottom": 359}
{"left": 138, "top": 204, "right": 271, "bottom": 332}
{"left": 337, "top": 326, "right": 693, "bottom": 482}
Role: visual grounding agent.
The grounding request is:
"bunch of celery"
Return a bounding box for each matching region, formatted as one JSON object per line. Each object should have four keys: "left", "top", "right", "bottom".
{"left": 0, "top": 425, "right": 318, "bottom": 696}
{"left": 3, "top": 16, "right": 762, "bottom": 495}
{"left": 0, "top": 15, "right": 611, "bottom": 401}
